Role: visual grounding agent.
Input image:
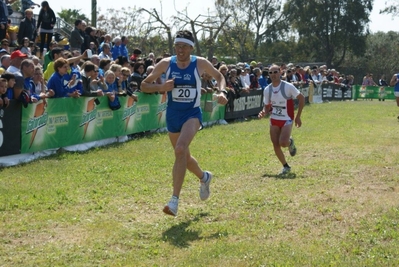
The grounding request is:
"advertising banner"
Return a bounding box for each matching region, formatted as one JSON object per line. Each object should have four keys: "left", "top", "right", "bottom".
{"left": 20, "top": 93, "right": 225, "bottom": 154}
{"left": 0, "top": 100, "right": 22, "bottom": 157}
{"left": 353, "top": 85, "right": 395, "bottom": 100}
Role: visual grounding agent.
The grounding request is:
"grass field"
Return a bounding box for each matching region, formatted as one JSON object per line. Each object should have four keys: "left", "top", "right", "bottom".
{"left": 1, "top": 100, "right": 399, "bottom": 267}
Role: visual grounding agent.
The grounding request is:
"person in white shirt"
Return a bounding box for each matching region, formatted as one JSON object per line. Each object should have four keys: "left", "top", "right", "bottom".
{"left": 98, "top": 43, "right": 111, "bottom": 60}
{"left": 258, "top": 64, "right": 305, "bottom": 176}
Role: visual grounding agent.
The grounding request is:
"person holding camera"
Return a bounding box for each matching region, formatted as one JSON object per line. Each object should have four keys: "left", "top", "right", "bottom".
{"left": 141, "top": 30, "right": 228, "bottom": 216}
{"left": 80, "top": 61, "right": 104, "bottom": 97}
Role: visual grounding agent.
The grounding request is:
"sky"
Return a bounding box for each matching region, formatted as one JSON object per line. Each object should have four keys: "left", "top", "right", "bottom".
{"left": 36, "top": 0, "right": 398, "bottom": 34}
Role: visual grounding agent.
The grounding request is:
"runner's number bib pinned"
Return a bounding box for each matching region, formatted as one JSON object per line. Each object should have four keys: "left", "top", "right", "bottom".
{"left": 172, "top": 85, "right": 196, "bottom": 102}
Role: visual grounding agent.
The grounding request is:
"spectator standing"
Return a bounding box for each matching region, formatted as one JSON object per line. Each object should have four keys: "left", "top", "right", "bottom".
{"left": 218, "top": 64, "right": 228, "bottom": 86}
{"left": 129, "top": 48, "right": 141, "bottom": 62}
{"left": 32, "top": 65, "right": 47, "bottom": 95}
{"left": 239, "top": 66, "right": 250, "bottom": 92}
{"left": 378, "top": 74, "right": 388, "bottom": 86}
{"left": 47, "top": 58, "right": 80, "bottom": 98}
{"left": 378, "top": 74, "right": 388, "bottom": 101}
{"left": 0, "top": 77, "right": 8, "bottom": 107}
{"left": 120, "top": 36, "right": 128, "bottom": 58}
{"left": 111, "top": 36, "right": 121, "bottom": 60}
{"left": 1, "top": 71, "right": 15, "bottom": 99}
{"left": 0, "top": 0, "right": 9, "bottom": 41}
{"left": 98, "top": 43, "right": 111, "bottom": 60}
{"left": 98, "top": 58, "right": 111, "bottom": 77}
{"left": 79, "top": 61, "right": 103, "bottom": 97}
{"left": 211, "top": 56, "right": 220, "bottom": 69}
{"left": 84, "top": 26, "right": 98, "bottom": 53}
{"left": 43, "top": 47, "right": 63, "bottom": 81}
{"left": 249, "top": 67, "right": 261, "bottom": 90}
{"left": 17, "top": 8, "right": 37, "bottom": 45}
{"left": 258, "top": 68, "right": 269, "bottom": 90}
{"left": 99, "top": 33, "right": 111, "bottom": 52}
{"left": 0, "top": 53, "right": 10, "bottom": 74}
{"left": 6, "top": 50, "right": 27, "bottom": 102}
{"left": 79, "top": 20, "right": 88, "bottom": 52}
{"left": 129, "top": 61, "right": 145, "bottom": 91}
{"left": 119, "top": 67, "right": 130, "bottom": 92}
{"left": 42, "top": 40, "right": 56, "bottom": 71}
{"left": 362, "top": 73, "right": 377, "bottom": 99}
{"left": 21, "top": 58, "right": 45, "bottom": 101}
{"left": 36, "top": 1, "right": 56, "bottom": 57}
{"left": 69, "top": 19, "right": 83, "bottom": 53}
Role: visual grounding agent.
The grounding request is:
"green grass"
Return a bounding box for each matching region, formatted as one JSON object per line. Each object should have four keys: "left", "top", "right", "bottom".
{"left": 1, "top": 100, "right": 399, "bottom": 266}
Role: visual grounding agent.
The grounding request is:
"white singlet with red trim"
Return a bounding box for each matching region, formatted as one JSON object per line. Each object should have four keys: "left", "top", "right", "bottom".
{"left": 263, "top": 81, "right": 300, "bottom": 121}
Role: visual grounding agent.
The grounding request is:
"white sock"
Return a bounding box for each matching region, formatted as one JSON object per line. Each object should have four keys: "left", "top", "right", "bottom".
{"left": 201, "top": 172, "right": 209, "bottom": 183}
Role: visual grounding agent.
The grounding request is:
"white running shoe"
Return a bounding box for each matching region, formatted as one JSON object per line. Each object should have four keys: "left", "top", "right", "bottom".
{"left": 289, "top": 137, "right": 297, "bottom": 157}
{"left": 200, "top": 171, "right": 212, "bottom": 201}
{"left": 163, "top": 197, "right": 178, "bottom": 216}
{"left": 279, "top": 166, "right": 291, "bottom": 175}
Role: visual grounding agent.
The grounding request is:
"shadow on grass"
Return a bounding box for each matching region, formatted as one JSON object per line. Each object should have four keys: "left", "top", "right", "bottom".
{"left": 162, "top": 212, "right": 222, "bottom": 248}
{"left": 262, "top": 172, "right": 297, "bottom": 179}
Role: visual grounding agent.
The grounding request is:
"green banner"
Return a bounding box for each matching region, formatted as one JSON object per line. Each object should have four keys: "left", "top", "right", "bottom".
{"left": 353, "top": 85, "right": 395, "bottom": 100}
{"left": 21, "top": 93, "right": 225, "bottom": 153}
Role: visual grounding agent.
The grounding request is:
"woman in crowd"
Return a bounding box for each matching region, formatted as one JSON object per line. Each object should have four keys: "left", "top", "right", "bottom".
{"left": 119, "top": 67, "right": 131, "bottom": 92}
{"left": 129, "top": 61, "right": 145, "bottom": 91}
{"left": 47, "top": 58, "right": 79, "bottom": 98}
{"left": 36, "top": 1, "right": 56, "bottom": 57}
{"left": 32, "top": 65, "right": 47, "bottom": 95}
{"left": 19, "top": 37, "right": 31, "bottom": 56}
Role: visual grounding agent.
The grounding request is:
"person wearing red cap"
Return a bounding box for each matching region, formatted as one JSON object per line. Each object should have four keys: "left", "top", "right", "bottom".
{"left": 6, "top": 50, "right": 28, "bottom": 100}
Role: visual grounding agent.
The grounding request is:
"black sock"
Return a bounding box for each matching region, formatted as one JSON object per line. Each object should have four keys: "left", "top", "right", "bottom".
{"left": 283, "top": 163, "right": 290, "bottom": 168}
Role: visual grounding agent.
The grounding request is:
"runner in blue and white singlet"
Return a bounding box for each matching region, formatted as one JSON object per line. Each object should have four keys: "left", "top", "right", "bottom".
{"left": 165, "top": 55, "right": 203, "bottom": 133}
{"left": 141, "top": 30, "right": 228, "bottom": 217}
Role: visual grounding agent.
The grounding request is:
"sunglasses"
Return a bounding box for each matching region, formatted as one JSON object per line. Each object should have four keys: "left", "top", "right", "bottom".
{"left": 268, "top": 70, "right": 279, "bottom": 74}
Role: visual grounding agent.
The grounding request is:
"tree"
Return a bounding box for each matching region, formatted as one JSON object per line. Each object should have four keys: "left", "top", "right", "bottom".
{"left": 138, "top": 8, "right": 175, "bottom": 55}
{"left": 215, "top": 0, "right": 287, "bottom": 62}
{"left": 380, "top": 0, "right": 399, "bottom": 17}
{"left": 57, "top": 9, "right": 90, "bottom": 26}
{"left": 342, "top": 31, "right": 399, "bottom": 83}
{"left": 284, "top": 0, "right": 373, "bottom": 69}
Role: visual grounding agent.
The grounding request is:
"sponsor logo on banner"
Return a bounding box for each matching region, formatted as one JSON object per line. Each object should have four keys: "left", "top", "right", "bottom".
{"left": 26, "top": 101, "right": 47, "bottom": 148}
{"left": 80, "top": 98, "right": 97, "bottom": 139}
{"left": 157, "top": 93, "right": 167, "bottom": 125}
{"left": 123, "top": 97, "right": 137, "bottom": 132}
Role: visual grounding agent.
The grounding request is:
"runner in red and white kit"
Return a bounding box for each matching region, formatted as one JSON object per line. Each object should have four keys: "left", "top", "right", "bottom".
{"left": 259, "top": 64, "right": 305, "bottom": 175}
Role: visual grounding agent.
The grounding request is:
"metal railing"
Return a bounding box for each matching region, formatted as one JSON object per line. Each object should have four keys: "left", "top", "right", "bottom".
{"left": 8, "top": 12, "right": 73, "bottom": 41}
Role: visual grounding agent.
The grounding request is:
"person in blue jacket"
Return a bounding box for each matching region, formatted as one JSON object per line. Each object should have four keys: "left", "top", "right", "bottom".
{"left": 47, "top": 58, "right": 80, "bottom": 98}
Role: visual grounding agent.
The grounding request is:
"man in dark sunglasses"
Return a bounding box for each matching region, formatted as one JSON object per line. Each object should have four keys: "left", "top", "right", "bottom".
{"left": 258, "top": 64, "right": 305, "bottom": 176}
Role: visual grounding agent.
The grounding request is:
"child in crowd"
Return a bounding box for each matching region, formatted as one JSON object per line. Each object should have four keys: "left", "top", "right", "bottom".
{"left": 20, "top": 37, "right": 32, "bottom": 56}
{"left": 0, "top": 78, "right": 9, "bottom": 108}
{"left": 1, "top": 71, "right": 16, "bottom": 100}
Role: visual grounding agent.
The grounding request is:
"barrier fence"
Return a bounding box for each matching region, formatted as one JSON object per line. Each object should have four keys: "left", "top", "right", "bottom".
{"left": 0, "top": 84, "right": 395, "bottom": 164}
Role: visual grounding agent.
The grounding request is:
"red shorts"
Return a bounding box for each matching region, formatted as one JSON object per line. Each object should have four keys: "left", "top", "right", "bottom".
{"left": 270, "top": 118, "right": 293, "bottom": 128}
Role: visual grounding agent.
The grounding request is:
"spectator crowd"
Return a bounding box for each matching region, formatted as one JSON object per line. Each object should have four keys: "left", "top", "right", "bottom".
{"left": 0, "top": 0, "right": 372, "bottom": 110}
